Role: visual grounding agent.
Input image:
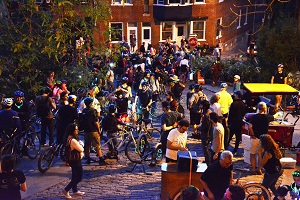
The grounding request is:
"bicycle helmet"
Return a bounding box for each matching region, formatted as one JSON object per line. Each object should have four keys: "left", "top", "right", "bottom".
{"left": 3, "top": 98, "right": 13, "bottom": 107}
{"left": 84, "top": 97, "right": 93, "bottom": 107}
{"left": 68, "top": 95, "right": 77, "bottom": 104}
{"left": 14, "top": 91, "right": 24, "bottom": 97}
{"left": 108, "top": 104, "right": 116, "bottom": 113}
{"left": 141, "top": 81, "right": 149, "bottom": 86}
{"left": 122, "top": 77, "right": 128, "bottom": 84}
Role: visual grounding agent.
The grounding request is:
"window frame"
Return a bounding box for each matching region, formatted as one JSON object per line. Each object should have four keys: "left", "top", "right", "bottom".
{"left": 191, "top": 21, "right": 206, "bottom": 41}
{"left": 111, "top": 0, "right": 133, "bottom": 6}
{"left": 110, "top": 22, "right": 124, "bottom": 43}
{"left": 160, "top": 22, "right": 174, "bottom": 41}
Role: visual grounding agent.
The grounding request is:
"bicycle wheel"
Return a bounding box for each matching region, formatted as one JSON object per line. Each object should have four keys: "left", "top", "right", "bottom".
{"left": 125, "top": 138, "right": 141, "bottom": 163}
{"left": 137, "top": 134, "right": 149, "bottom": 156}
{"left": 59, "top": 144, "right": 66, "bottom": 162}
{"left": 26, "top": 127, "right": 41, "bottom": 159}
{"left": 242, "top": 182, "right": 271, "bottom": 200}
{"left": 29, "top": 113, "right": 41, "bottom": 133}
{"left": 150, "top": 107, "right": 163, "bottom": 119}
{"left": 38, "top": 147, "right": 55, "bottom": 173}
{"left": 1, "top": 143, "right": 14, "bottom": 156}
{"left": 153, "top": 143, "right": 163, "bottom": 164}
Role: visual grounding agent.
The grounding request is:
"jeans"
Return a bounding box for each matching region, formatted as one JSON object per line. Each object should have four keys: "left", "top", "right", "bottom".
{"left": 41, "top": 117, "right": 54, "bottom": 145}
{"left": 201, "top": 138, "right": 211, "bottom": 165}
{"left": 65, "top": 161, "right": 83, "bottom": 193}
{"left": 262, "top": 169, "right": 283, "bottom": 195}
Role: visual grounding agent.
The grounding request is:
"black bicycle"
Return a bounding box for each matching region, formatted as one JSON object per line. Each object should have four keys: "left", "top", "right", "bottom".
{"left": 38, "top": 142, "right": 65, "bottom": 173}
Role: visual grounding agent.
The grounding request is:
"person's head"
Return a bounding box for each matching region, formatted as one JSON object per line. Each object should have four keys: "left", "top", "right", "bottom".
{"left": 219, "top": 150, "right": 233, "bottom": 168}
{"left": 122, "top": 77, "right": 128, "bottom": 84}
{"left": 2, "top": 98, "right": 13, "bottom": 109}
{"left": 189, "top": 84, "right": 195, "bottom": 91}
{"left": 141, "top": 81, "right": 149, "bottom": 91}
{"left": 275, "top": 185, "right": 290, "bottom": 197}
{"left": 233, "top": 91, "right": 243, "bottom": 100}
{"left": 150, "top": 73, "right": 155, "bottom": 80}
{"left": 65, "top": 123, "right": 79, "bottom": 140}
{"left": 209, "top": 112, "right": 219, "bottom": 123}
{"left": 14, "top": 90, "right": 24, "bottom": 104}
{"left": 60, "top": 91, "right": 68, "bottom": 102}
{"left": 178, "top": 119, "right": 190, "bottom": 133}
{"left": 210, "top": 93, "right": 220, "bottom": 104}
{"left": 259, "top": 134, "right": 281, "bottom": 159}
{"left": 162, "top": 101, "right": 171, "bottom": 111}
{"left": 277, "top": 63, "right": 284, "bottom": 72}
{"left": 257, "top": 102, "right": 267, "bottom": 113}
{"left": 68, "top": 95, "right": 77, "bottom": 105}
{"left": 199, "top": 100, "right": 210, "bottom": 113}
{"left": 220, "top": 83, "right": 228, "bottom": 90}
{"left": 108, "top": 104, "right": 116, "bottom": 114}
{"left": 115, "top": 90, "right": 123, "bottom": 99}
{"left": 84, "top": 97, "right": 93, "bottom": 108}
{"left": 144, "top": 71, "right": 151, "bottom": 79}
{"left": 171, "top": 75, "right": 179, "bottom": 83}
{"left": 1, "top": 154, "right": 16, "bottom": 172}
{"left": 292, "top": 170, "right": 300, "bottom": 186}
{"left": 223, "top": 184, "right": 245, "bottom": 200}
{"left": 179, "top": 185, "right": 204, "bottom": 200}
{"left": 233, "top": 75, "right": 240, "bottom": 81}
{"left": 194, "top": 84, "right": 202, "bottom": 93}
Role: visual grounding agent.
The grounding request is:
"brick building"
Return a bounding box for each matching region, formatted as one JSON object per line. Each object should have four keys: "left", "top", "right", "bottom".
{"left": 95, "top": 0, "right": 263, "bottom": 52}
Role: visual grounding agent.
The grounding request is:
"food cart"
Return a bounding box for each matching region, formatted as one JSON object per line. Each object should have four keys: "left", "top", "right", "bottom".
{"left": 242, "top": 83, "right": 298, "bottom": 151}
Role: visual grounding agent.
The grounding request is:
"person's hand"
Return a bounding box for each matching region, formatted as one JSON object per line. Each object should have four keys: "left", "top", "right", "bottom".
{"left": 213, "top": 153, "right": 218, "bottom": 160}
{"left": 79, "top": 140, "right": 84, "bottom": 147}
{"left": 173, "top": 122, "right": 178, "bottom": 128}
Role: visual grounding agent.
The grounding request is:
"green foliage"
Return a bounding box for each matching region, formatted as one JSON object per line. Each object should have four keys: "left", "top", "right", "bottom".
{"left": 0, "top": 0, "right": 111, "bottom": 95}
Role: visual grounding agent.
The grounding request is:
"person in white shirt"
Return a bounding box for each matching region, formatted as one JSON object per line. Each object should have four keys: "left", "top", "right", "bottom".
{"left": 179, "top": 55, "right": 190, "bottom": 83}
{"left": 166, "top": 119, "right": 190, "bottom": 163}
{"left": 77, "top": 90, "right": 101, "bottom": 118}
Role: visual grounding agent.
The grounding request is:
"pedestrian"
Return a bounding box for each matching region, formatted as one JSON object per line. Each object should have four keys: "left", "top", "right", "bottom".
{"left": 271, "top": 64, "right": 287, "bottom": 110}
{"left": 209, "top": 112, "right": 225, "bottom": 163}
{"left": 165, "top": 119, "right": 190, "bottom": 163}
{"left": 130, "top": 33, "right": 137, "bottom": 52}
{"left": 35, "top": 87, "right": 56, "bottom": 146}
{"left": 135, "top": 81, "right": 152, "bottom": 120}
{"left": 248, "top": 102, "right": 280, "bottom": 174}
{"left": 0, "top": 154, "right": 27, "bottom": 200}
{"left": 210, "top": 93, "right": 222, "bottom": 117}
{"left": 139, "top": 42, "right": 146, "bottom": 55}
{"left": 46, "top": 71, "right": 55, "bottom": 90}
{"left": 222, "top": 184, "right": 245, "bottom": 200}
{"left": 259, "top": 134, "right": 283, "bottom": 196}
{"left": 213, "top": 44, "right": 221, "bottom": 60}
{"left": 178, "top": 185, "right": 205, "bottom": 200}
{"left": 200, "top": 150, "right": 233, "bottom": 200}
{"left": 228, "top": 91, "right": 246, "bottom": 156}
{"left": 273, "top": 185, "right": 290, "bottom": 200}
{"left": 232, "top": 75, "right": 241, "bottom": 94}
{"left": 290, "top": 170, "right": 300, "bottom": 199}
{"left": 62, "top": 123, "right": 85, "bottom": 199}
{"left": 217, "top": 83, "right": 233, "bottom": 118}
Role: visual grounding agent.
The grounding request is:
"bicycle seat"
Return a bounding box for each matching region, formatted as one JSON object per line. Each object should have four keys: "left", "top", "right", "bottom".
{"left": 142, "top": 119, "right": 152, "bottom": 124}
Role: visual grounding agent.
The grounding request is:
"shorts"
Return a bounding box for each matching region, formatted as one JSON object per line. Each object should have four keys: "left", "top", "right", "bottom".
{"left": 250, "top": 137, "right": 261, "bottom": 154}
{"left": 84, "top": 131, "right": 100, "bottom": 148}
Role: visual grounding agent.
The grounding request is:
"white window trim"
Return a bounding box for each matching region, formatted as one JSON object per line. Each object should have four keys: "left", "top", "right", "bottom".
{"left": 219, "top": 0, "right": 224, "bottom": 2}
{"left": 237, "top": 9, "right": 241, "bottom": 29}
{"left": 190, "top": 21, "right": 206, "bottom": 41}
{"left": 244, "top": 7, "right": 248, "bottom": 25}
{"left": 216, "top": 17, "right": 222, "bottom": 39}
{"left": 110, "top": 22, "right": 124, "bottom": 43}
{"left": 111, "top": 0, "right": 133, "bottom": 6}
{"left": 159, "top": 22, "right": 175, "bottom": 42}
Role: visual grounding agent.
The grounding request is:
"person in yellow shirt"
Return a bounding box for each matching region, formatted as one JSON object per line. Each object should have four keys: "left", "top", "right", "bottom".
{"left": 217, "top": 83, "right": 233, "bottom": 118}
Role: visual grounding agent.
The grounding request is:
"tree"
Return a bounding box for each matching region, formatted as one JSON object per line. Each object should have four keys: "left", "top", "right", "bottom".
{"left": 0, "top": 0, "right": 111, "bottom": 95}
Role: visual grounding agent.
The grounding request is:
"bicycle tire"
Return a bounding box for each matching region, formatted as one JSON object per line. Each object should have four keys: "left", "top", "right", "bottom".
{"left": 153, "top": 143, "right": 163, "bottom": 164}
{"left": 137, "top": 134, "right": 149, "bottom": 156}
{"left": 242, "top": 182, "right": 271, "bottom": 200}
{"left": 26, "top": 127, "right": 41, "bottom": 159}
{"left": 28, "top": 113, "right": 41, "bottom": 133}
{"left": 38, "top": 147, "right": 55, "bottom": 173}
{"left": 150, "top": 107, "right": 163, "bottom": 119}
{"left": 100, "top": 135, "right": 110, "bottom": 158}
{"left": 59, "top": 144, "right": 66, "bottom": 162}
{"left": 1, "top": 143, "right": 14, "bottom": 156}
{"left": 125, "top": 138, "right": 141, "bottom": 164}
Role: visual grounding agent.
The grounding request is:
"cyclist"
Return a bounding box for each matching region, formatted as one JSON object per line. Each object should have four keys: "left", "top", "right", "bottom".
{"left": 120, "top": 77, "right": 132, "bottom": 98}
{"left": 12, "top": 91, "right": 30, "bottom": 131}
{"left": 77, "top": 90, "right": 101, "bottom": 118}
{"left": 101, "top": 104, "right": 126, "bottom": 159}
{"left": 135, "top": 81, "right": 152, "bottom": 120}
{"left": 108, "top": 88, "right": 129, "bottom": 121}
{"left": 0, "top": 98, "right": 22, "bottom": 137}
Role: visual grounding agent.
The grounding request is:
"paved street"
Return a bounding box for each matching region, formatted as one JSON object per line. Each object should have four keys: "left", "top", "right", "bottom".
{"left": 15, "top": 83, "right": 300, "bottom": 200}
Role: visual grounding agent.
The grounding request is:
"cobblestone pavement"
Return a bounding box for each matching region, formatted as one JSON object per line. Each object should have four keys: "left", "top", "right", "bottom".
{"left": 23, "top": 83, "right": 300, "bottom": 200}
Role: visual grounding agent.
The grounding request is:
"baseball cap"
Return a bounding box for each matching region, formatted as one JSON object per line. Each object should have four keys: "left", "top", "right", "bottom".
{"left": 277, "top": 64, "right": 284, "bottom": 68}
{"left": 234, "top": 75, "right": 240, "bottom": 80}
{"left": 220, "top": 83, "right": 228, "bottom": 88}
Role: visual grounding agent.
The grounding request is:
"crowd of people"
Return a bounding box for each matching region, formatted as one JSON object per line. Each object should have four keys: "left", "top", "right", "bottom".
{"left": 0, "top": 38, "right": 298, "bottom": 200}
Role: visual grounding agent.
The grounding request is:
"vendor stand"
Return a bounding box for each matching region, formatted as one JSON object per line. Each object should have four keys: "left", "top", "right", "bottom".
{"left": 242, "top": 83, "right": 298, "bottom": 153}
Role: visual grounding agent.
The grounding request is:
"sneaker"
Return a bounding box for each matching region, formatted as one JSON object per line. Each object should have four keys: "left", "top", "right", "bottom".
{"left": 62, "top": 189, "right": 72, "bottom": 199}
{"left": 74, "top": 191, "right": 85, "bottom": 196}
{"left": 99, "top": 158, "right": 108, "bottom": 166}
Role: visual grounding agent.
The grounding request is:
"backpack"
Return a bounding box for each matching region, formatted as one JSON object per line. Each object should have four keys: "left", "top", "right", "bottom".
{"left": 172, "top": 82, "right": 184, "bottom": 98}
{"left": 190, "top": 93, "right": 205, "bottom": 112}
{"left": 37, "top": 96, "right": 50, "bottom": 118}
{"left": 78, "top": 108, "right": 93, "bottom": 131}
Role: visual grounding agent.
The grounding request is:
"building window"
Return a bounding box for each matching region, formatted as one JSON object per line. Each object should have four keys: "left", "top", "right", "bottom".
{"left": 219, "top": 0, "right": 224, "bottom": 2}
{"left": 161, "top": 22, "right": 173, "bottom": 41}
{"left": 111, "top": 0, "right": 132, "bottom": 5}
{"left": 244, "top": 7, "right": 248, "bottom": 25}
{"left": 168, "top": 0, "right": 180, "bottom": 4}
{"left": 216, "top": 18, "right": 222, "bottom": 39}
{"left": 195, "top": 0, "right": 204, "bottom": 3}
{"left": 237, "top": 9, "right": 241, "bottom": 29}
{"left": 157, "top": 0, "right": 164, "bottom": 4}
{"left": 144, "top": 0, "right": 149, "bottom": 14}
{"left": 192, "top": 21, "right": 205, "bottom": 40}
{"left": 110, "top": 22, "right": 123, "bottom": 42}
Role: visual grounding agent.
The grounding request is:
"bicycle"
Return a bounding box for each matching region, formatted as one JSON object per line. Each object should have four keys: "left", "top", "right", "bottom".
{"left": 135, "top": 118, "right": 161, "bottom": 140}
{"left": 126, "top": 133, "right": 163, "bottom": 175}
{"left": 38, "top": 142, "right": 66, "bottom": 173}
{"left": 1, "top": 124, "right": 40, "bottom": 160}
